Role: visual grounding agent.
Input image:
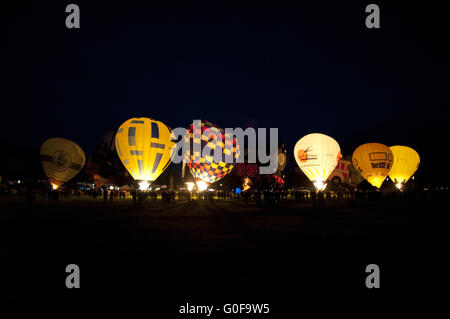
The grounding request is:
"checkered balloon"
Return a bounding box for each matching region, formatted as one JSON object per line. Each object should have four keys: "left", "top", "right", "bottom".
{"left": 184, "top": 121, "right": 240, "bottom": 185}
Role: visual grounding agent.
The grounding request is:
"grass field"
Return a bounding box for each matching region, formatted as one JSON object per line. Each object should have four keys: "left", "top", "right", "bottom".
{"left": 0, "top": 195, "right": 448, "bottom": 299}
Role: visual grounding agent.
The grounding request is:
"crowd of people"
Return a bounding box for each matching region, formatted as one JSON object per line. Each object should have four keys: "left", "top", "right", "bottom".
{"left": 1, "top": 181, "right": 448, "bottom": 208}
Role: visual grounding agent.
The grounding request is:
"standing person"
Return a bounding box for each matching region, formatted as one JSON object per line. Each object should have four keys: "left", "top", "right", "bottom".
{"left": 138, "top": 191, "right": 142, "bottom": 206}
{"left": 318, "top": 191, "right": 324, "bottom": 205}
{"left": 110, "top": 189, "right": 114, "bottom": 201}
{"left": 243, "top": 191, "right": 249, "bottom": 204}
{"left": 103, "top": 188, "right": 108, "bottom": 203}
{"left": 132, "top": 189, "right": 137, "bottom": 205}
{"left": 256, "top": 190, "right": 262, "bottom": 207}
{"left": 311, "top": 191, "right": 317, "bottom": 205}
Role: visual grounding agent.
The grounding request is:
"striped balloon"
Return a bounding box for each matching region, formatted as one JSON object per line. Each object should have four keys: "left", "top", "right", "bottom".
{"left": 115, "top": 117, "right": 174, "bottom": 186}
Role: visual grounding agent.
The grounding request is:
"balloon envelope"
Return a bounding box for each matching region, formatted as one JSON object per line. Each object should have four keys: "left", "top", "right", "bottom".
{"left": 352, "top": 143, "right": 393, "bottom": 189}
{"left": 40, "top": 137, "right": 86, "bottom": 188}
{"left": 184, "top": 120, "right": 239, "bottom": 186}
{"left": 115, "top": 117, "right": 174, "bottom": 185}
{"left": 293, "top": 133, "right": 341, "bottom": 190}
{"left": 388, "top": 145, "right": 420, "bottom": 184}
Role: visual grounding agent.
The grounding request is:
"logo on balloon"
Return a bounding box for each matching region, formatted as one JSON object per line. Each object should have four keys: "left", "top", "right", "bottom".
{"left": 297, "top": 149, "right": 308, "bottom": 163}
{"left": 293, "top": 133, "right": 341, "bottom": 191}
{"left": 52, "top": 151, "right": 71, "bottom": 171}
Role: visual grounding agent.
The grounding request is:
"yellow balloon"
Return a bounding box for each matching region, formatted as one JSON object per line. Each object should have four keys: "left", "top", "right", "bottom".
{"left": 293, "top": 133, "right": 342, "bottom": 191}
{"left": 388, "top": 145, "right": 420, "bottom": 185}
{"left": 115, "top": 117, "right": 174, "bottom": 188}
{"left": 352, "top": 143, "right": 393, "bottom": 189}
{"left": 40, "top": 137, "right": 86, "bottom": 189}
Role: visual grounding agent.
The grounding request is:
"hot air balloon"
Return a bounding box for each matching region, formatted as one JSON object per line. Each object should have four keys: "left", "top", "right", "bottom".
{"left": 115, "top": 117, "right": 175, "bottom": 190}
{"left": 345, "top": 154, "right": 365, "bottom": 187}
{"left": 293, "top": 133, "right": 342, "bottom": 191}
{"left": 40, "top": 137, "right": 86, "bottom": 189}
{"left": 184, "top": 120, "right": 239, "bottom": 191}
{"left": 388, "top": 145, "right": 420, "bottom": 190}
{"left": 327, "top": 159, "right": 351, "bottom": 185}
{"left": 86, "top": 129, "right": 129, "bottom": 186}
{"left": 352, "top": 143, "right": 393, "bottom": 189}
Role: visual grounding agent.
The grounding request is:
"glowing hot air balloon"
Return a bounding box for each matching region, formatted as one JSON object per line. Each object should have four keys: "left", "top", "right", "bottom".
{"left": 40, "top": 137, "right": 86, "bottom": 189}
{"left": 388, "top": 145, "right": 420, "bottom": 190}
{"left": 115, "top": 117, "right": 175, "bottom": 190}
{"left": 293, "top": 133, "right": 342, "bottom": 191}
{"left": 352, "top": 143, "right": 393, "bottom": 189}
{"left": 184, "top": 120, "right": 239, "bottom": 191}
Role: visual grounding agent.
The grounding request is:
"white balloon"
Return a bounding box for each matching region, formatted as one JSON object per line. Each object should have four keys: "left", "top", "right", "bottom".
{"left": 293, "top": 133, "right": 342, "bottom": 190}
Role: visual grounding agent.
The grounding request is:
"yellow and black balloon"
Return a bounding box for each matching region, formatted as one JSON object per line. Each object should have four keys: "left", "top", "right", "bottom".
{"left": 115, "top": 117, "right": 175, "bottom": 190}
{"left": 388, "top": 145, "right": 420, "bottom": 189}
{"left": 352, "top": 143, "right": 393, "bottom": 189}
{"left": 184, "top": 121, "right": 239, "bottom": 191}
{"left": 40, "top": 137, "right": 86, "bottom": 189}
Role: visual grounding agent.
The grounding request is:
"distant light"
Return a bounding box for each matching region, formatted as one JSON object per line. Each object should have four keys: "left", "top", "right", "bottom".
{"left": 412, "top": 176, "right": 415, "bottom": 180}
{"left": 196, "top": 180, "right": 208, "bottom": 191}
{"left": 243, "top": 177, "right": 251, "bottom": 191}
{"left": 109, "top": 186, "right": 114, "bottom": 190}
{"left": 138, "top": 181, "right": 150, "bottom": 190}
{"left": 208, "top": 188, "right": 215, "bottom": 192}
{"left": 395, "top": 182, "right": 403, "bottom": 191}
{"left": 17, "top": 180, "right": 21, "bottom": 184}
{"left": 52, "top": 184, "right": 58, "bottom": 190}
{"left": 186, "top": 182, "right": 194, "bottom": 192}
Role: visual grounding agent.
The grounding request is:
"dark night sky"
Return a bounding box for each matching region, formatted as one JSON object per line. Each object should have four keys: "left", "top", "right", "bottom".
{"left": 3, "top": 1, "right": 449, "bottom": 183}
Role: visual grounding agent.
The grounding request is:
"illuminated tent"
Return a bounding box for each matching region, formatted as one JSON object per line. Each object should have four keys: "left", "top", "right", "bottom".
{"left": 388, "top": 145, "right": 420, "bottom": 188}
{"left": 184, "top": 120, "right": 239, "bottom": 191}
{"left": 115, "top": 117, "right": 175, "bottom": 190}
{"left": 352, "top": 143, "right": 393, "bottom": 189}
{"left": 40, "top": 137, "right": 86, "bottom": 189}
{"left": 293, "top": 133, "right": 342, "bottom": 191}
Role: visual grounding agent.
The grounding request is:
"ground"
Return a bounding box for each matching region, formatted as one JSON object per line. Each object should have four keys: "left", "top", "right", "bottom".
{"left": 0, "top": 195, "right": 448, "bottom": 301}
